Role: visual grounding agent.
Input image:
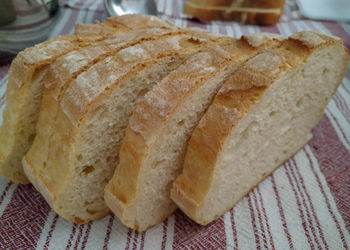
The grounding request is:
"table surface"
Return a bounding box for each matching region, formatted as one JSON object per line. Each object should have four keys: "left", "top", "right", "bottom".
{"left": 0, "top": 0, "right": 349, "bottom": 249}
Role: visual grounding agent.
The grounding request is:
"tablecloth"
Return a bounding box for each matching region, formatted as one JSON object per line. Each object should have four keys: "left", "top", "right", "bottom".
{"left": 0, "top": 0, "right": 349, "bottom": 249}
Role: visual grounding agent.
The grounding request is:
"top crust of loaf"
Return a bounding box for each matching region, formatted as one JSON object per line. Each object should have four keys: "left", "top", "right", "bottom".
{"left": 59, "top": 32, "right": 223, "bottom": 127}
{"left": 15, "top": 37, "right": 77, "bottom": 66}
{"left": 243, "top": 32, "right": 283, "bottom": 47}
{"left": 44, "top": 26, "right": 215, "bottom": 103}
{"left": 171, "top": 31, "right": 348, "bottom": 222}
{"left": 75, "top": 14, "right": 177, "bottom": 43}
{"left": 11, "top": 16, "right": 142, "bottom": 88}
{"left": 74, "top": 23, "right": 120, "bottom": 42}
{"left": 43, "top": 28, "right": 181, "bottom": 93}
{"left": 9, "top": 36, "right": 77, "bottom": 88}
{"left": 289, "top": 31, "right": 343, "bottom": 49}
{"left": 11, "top": 14, "right": 175, "bottom": 89}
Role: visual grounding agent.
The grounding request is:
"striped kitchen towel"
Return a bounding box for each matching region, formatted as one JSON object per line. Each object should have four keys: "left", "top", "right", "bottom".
{"left": 0, "top": 0, "right": 349, "bottom": 249}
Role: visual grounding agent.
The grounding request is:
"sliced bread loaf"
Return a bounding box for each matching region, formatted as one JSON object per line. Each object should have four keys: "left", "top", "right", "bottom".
{"left": 22, "top": 32, "right": 225, "bottom": 223}
{"left": 171, "top": 31, "right": 349, "bottom": 225}
{"left": 184, "top": 0, "right": 285, "bottom": 25}
{"left": 104, "top": 33, "right": 283, "bottom": 231}
{"left": 0, "top": 14, "right": 173, "bottom": 184}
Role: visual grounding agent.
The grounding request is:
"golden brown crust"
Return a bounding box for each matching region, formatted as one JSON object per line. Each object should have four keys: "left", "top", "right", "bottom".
{"left": 171, "top": 31, "right": 346, "bottom": 223}
{"left": 184, "top": 0, "right": 285, "bottom": 24}
{"left": 74, "top": 23, "right": 122, "bottom": 43}
{"left": 75, "top": 14, "right": 177, "bottom": 43}
{"left": 10, "top": 36, "right": 78, "bottom": 89}
{"left": 60, "top": 32, "right": 223, "bottom": 126}
{"left": 44, "top": 28, "right": 184, "bottom": 97}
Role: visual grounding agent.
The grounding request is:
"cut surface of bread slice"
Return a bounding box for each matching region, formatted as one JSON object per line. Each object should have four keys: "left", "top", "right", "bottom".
{"left": 0, "top": 14, "right": 174, "bottom": 184}
{"left": 104, "top": 33, "right": 283, "bottom": 231}
{"left": 171, "top": 31, "right": 349, "bottom": 225}
{"left": 23, "top": 32, "right": 224, "bottom": 223}
{"left": 184, "top": 0, "right": 285, "bottom": 24}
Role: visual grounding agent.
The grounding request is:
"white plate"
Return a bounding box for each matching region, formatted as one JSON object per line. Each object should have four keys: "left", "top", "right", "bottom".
{"left": 296, "top": 0, "right": 350, "bottom": 22}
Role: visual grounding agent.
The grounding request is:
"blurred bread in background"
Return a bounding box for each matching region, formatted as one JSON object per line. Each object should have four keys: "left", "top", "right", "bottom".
{"left": 183, "top": 0, "right": 285, "bottom": 25}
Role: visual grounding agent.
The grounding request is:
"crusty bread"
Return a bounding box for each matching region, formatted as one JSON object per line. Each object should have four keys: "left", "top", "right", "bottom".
{"left": 22, "top": 31, "right": 225, "bottom": 223}
{"left": 104, "top": 33, "right": 283, "bottom": 231}
{"left": 171, "top": 31, "right": 349, "bottom": 225}
{"left": 184, "top": 0, "right": 285, "bottom": 25}
{"left": 0, "top": 14, "right": 174, "bottom": 184}
{"left": 31, "top": 28, "right": 196, "bottom": 184}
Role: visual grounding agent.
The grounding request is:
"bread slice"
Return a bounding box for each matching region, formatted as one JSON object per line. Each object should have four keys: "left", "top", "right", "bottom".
{"left": 22, "top": 32, "right": 225, "bottom": 223}
{"left": 184, "top": 0, "right": 285, "bottom": 25}
{"left": 0, "top": 14, "right": 174, "bottom": 184}
{"left": 171, "top": 31, "right": 349, "bottom": 225}
{"left": 104, "top": 33, "right": 284, "bottom": 231}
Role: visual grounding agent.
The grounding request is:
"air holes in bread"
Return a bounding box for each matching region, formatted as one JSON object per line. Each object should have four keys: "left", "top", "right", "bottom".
{"left": 152, "top": 160, "right": 165, "bottom": 169}
{"left": 28, "top": 134, "right": 36, "bottom": 144}
{"left": 106, "top": 156, "right": 113, "bottom": 164}
{"left": 77, "top": 154, "right": 83, "bottom": 161}
{"left": 138, "top": 88, "right": 149, "bottom": 97}
{"left": 81, "top": 165, "right": 95, "bottom": 175}
{"left": 177, "top": 120, "right": 184, "bottom": 127}
{"left": 297, "top": 93, "right": 313, "bottom": 108}
{"left": 296, "top": 98, "right": 302, "bottom": 108}
{"left": 240, "top": 121, "right": 258, "bottom": 138}
{"left": 87, "top": 209, "right": 97, "bottom": 215}
{"left": 84, "top": 200, "right": 93, "bottom": 205}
